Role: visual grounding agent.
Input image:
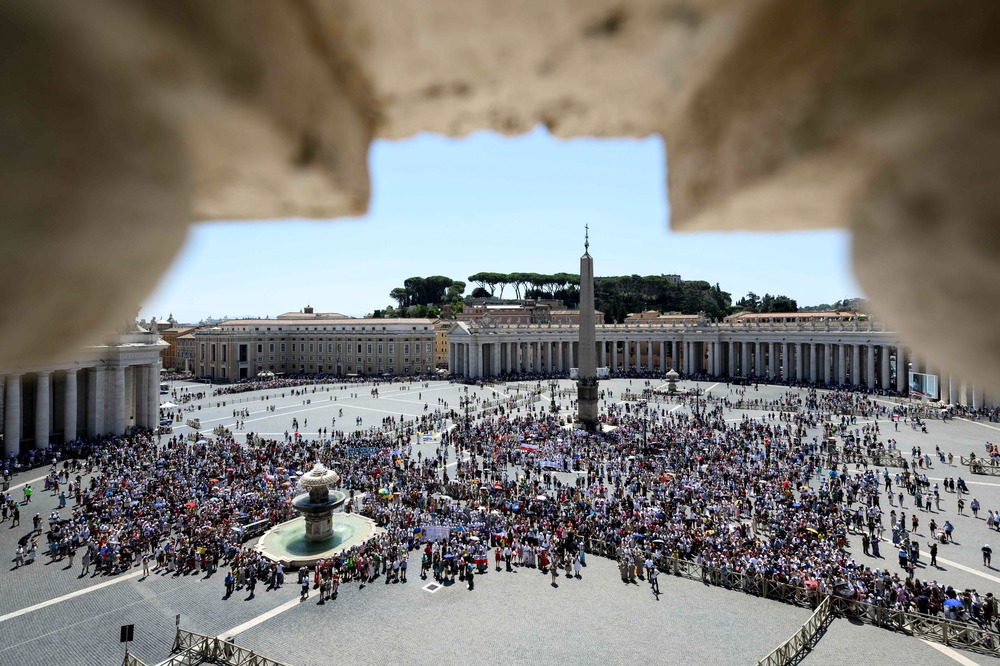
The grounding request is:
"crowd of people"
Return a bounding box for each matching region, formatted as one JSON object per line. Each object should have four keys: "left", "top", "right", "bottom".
{"left": 5, "top": 375, "right": 1000, "bottom": 642}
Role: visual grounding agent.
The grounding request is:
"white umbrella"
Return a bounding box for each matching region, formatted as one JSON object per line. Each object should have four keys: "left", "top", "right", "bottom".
{"left": 160, "top": 401, "right": 178, "bottom": 409}
{"left": 195, "top": 439, "right": 208, "bottom": 445}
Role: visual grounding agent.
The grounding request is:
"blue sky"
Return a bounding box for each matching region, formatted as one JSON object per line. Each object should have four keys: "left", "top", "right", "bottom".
{"left": 143, "top": 127, "right": 861, "bottom": 323}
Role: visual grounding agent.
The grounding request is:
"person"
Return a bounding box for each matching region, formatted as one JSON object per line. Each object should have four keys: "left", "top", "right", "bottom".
{"left": 928, "top": 541, "right": 938, "bottom": 567}
{"left": 23, "top": 484, "right": 31, "bottom": 504}
{"left": 972, "top": 498, "right": 981, "bottom": 518}
{"left": 649, "top": 565, "right": 660, "bottom": 595}
{"left": 224, "top": 570, "right": 234, "bottom": 597}
{"left": 944, "top": 521, "right": 955, "bottom": 542}
{"left": 984, "top": 544, "right": 993, "bottom": 567}
{"left": 467, "top": 562, "right": 475, "bottom": 591}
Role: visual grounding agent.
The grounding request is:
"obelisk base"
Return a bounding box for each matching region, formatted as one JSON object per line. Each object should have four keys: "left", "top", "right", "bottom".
{"left": 577, "top": 378, "right": 599, "bottom": 432}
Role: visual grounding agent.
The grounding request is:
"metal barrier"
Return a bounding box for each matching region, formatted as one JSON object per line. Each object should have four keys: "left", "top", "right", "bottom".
{"left": 121, "top": 653, "right": 150, "bottom": 666}
{"left": 961, "top": 456, "right": 1000, "bottom": 477}
{"left": 583, "top": 538, "right": 1000, "bottom": 657}
{"left": 168, "top": 628, "right": 293, "bottom": 666}
{"left": 757, "top": 596, "right": 832, "bottom": 666}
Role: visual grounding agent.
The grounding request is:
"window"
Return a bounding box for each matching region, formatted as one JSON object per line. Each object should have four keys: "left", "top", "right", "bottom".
{"left": 280, "top": 343, "right": 286, "bottom": 353}
{"left": 388, "top": 344, "right": 394, "bottom": 354}
{"left": 211, "top": 345, "right": 216, "bottom": 362}
{"left": 367, "top": 344, "right": 372, "bottom": 354}
{"left": 404, "top": 344, "right": 409, "bottom": 355}
{"left": 257, "top": 343, "right": 263, "bottom": 354}
{"left": 378, "top": 344, "right": 384, "bottom": 354}
{"left": 337, "top": 343, "right": 342, "bottom": 353}
{"left": 269, "top": 343, "right": 275, "bottom": 353}
{"left": 327, "top": 343, "right": 333, "bottom": 353}
{"left": 257, "top": 356, "right": 263, "bottom": 363}
{"left": 269, "top": 356, "right": 274, "bottom": 362}
{"left": 309, "top": 343, "right": 314, "bottom": 353}
{"left": 291, "top": 343, "right": 297, "bottom": 352}
{"left": 357, "top": 344, "right": 362, "bottom": 354}
{"left": 414, "top": 343, "right": 420, "bottom": 354}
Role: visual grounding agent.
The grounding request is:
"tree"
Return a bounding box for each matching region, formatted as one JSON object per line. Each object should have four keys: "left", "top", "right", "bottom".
{"left": 445, "top": 281, "right": 466, "bottom": 304}
{"left": 389, "top": 287, "right": 409, "bottom": 310}
{"left": 471, "top": 286, "right": 492, "bottom": 298}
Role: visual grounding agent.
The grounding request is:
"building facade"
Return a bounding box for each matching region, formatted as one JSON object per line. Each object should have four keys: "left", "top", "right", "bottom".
{"left": 447, "top": 317, "right": 993, "bottom": 406}
{"left": 0, "top": 329, "right": 165, "bottom": 457}
{"left": 187, "top": 313, "right": 439, "bottom": 380}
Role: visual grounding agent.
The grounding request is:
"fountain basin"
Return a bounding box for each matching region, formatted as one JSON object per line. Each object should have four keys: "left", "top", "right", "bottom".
{"left": 254, "top": 513, "right": 382, "bottom": 568}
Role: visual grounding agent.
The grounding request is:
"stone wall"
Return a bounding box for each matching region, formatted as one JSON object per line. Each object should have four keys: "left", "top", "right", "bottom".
{"left": 2, "top": 0, "right": 999, "bottom": 390}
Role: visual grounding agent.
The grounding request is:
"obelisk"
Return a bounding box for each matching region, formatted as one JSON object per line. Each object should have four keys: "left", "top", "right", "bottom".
{"left": 577, "top": 225, "right": 599, "bottom": 431}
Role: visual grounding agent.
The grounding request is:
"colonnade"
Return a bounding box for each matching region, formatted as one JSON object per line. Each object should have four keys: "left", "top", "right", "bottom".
{"left": 1, "top": 362, "right": 161, "bottom": 458}
{"left": 448, "top": 331, "right": 994, "bottom": 407}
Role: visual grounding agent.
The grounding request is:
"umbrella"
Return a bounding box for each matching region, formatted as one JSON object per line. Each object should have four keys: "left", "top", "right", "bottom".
{"left": 536, "top": 495, "right": 548, "bottom": 501}
{"left": 185, "top": 501, "right": 197, "bottom": 508}
{"left": 160, "top": 401, "right": 178, "bottom": 409}
{"left": 378, "top": 488, "right": 390, "bottom": 495}
{"left": 444, "top": 553, "right": 455, "bottom": 559}
{"left": 195, "top": 439, "right": 208, "bottom": 445}
{"left": 944, "top": 598, "right": 963, "bottom": 608}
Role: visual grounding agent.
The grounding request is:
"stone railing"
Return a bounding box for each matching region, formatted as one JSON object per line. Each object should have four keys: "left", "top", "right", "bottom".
{"left": 757, "top": 595, "right": 833, "bottom": 666}
{"left": 120, "top": 653, "right": 149, "bottom": 666}
{"left": 166, "top": 628, "right": 292, "bottom": 666}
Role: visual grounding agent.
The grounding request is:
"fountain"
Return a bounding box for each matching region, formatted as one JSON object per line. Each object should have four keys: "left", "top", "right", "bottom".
{"left": 255, "top": 462, "right": 381, "bottom": 568}
{"left": 293, "top": 463, "right": 346, "bottom": 541}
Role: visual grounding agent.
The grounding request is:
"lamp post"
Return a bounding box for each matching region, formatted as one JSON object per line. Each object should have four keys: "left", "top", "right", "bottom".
{"left": 690, "top": 387, "right": 704, "bottom": 420}
{"left": 638, "top": 399, "right": 648, "bottom": 451}
{"left": 549, "top": 379, "right": 559, "bottom": 414}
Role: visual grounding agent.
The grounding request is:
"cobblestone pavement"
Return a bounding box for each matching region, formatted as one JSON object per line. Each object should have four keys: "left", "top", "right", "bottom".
{"left": 1, "top": 378, "right": 999, "bottom": 664}
{"left": 802, "top": 617, "right": 991, "bottom": 665}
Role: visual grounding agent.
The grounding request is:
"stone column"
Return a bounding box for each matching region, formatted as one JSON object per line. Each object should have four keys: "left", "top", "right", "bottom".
{"left": 646, "top": 341, "right": 653, "bottom": 371}
{"left": 728, "top": 341, "right": 736, "bottom": 377}
{"left": 948, "top": 375, "right": 958, "bottom": 405}
{"left": 136, "top": 366, "right": 148, "bottom": 429}
{"left": 87, "top": 366, "right": 105, "bottom": 437}
{"left": 865, "top": 346, "right": 875, "bottom": 389}
{"left": 809, "top": 344, "right": 818, "bottom": 383}
{"left": 147, "top": 363, "right": 159, "bottom": 428}
{"left": 4, "top": 374, "right": 21, "bottom": 458}
{"left": 35, "top": 371, "right": 51, "bottom": 449}
{"left": 64, "top": 369, "right": 78, "bottom": 443}
{"left": 767, "top": 343, "right": 776, "bottom": 378}
{"left": 851, "top": 344, "right": 862, "bottom": 388}
{"left": 896, "top": 347, "right": 907, "bottom": 394}
{"left": 741, "top": 343, "right": 750, "bottom": 377}
{"left": 836, "top": 345, "right": 847, "bottom": 385}
{"left": 601, "top": 341, "right": 608, "bottom": 369}
{"left": 880, "top": 346, "right": 891, "bottom": 390}
{"left": 795, "top": 343, "right": 804, "bottom": 381}
{"left": 623, "top": 341, "right": 630, "bottom": 372}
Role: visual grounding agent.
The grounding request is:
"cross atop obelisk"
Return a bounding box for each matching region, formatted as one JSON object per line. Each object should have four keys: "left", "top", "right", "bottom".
{"left": 577, "top": 225, "right": 599, "bottom": 431}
